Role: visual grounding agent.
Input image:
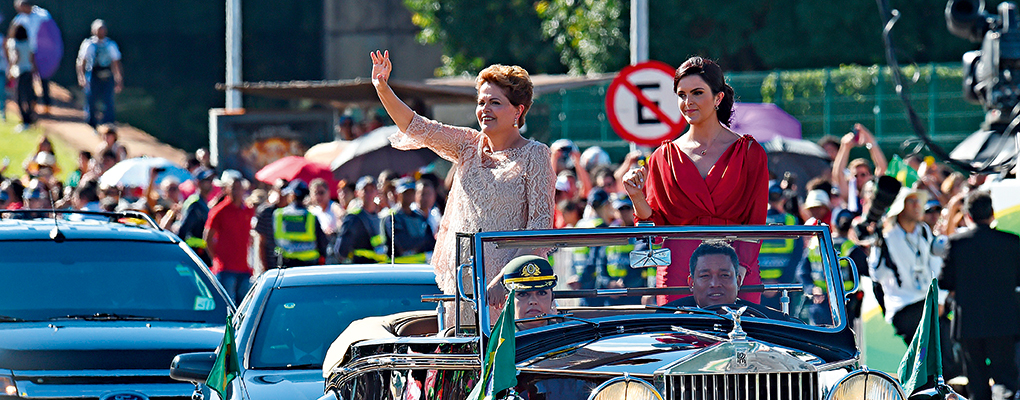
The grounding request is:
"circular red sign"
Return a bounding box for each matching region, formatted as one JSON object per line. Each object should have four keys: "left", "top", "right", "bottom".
{"left": 605, "top": 61, "right": 687, "bottom": 147}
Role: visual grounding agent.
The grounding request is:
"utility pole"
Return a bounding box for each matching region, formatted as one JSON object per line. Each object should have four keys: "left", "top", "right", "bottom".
{"left": 630, "top": 0, "right": 648, "bottom": 152}
{"left": 226, "top": 0, "right": 242, "bottom": 110}
{"left": 630, "top": 0, "right": 648, "bottom": 64}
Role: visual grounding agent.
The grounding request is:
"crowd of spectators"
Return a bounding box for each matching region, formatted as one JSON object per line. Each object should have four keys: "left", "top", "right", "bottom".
{"left": 2, "top": 114, "right": 1016, "bottom": 397}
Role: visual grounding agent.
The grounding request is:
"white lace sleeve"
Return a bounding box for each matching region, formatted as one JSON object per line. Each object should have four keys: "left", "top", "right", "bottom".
{"left": 388, "top": 113, "right": 479, "bottom": 163}
{"left": 523, "top": 142, "right": 555, "bottom": 230}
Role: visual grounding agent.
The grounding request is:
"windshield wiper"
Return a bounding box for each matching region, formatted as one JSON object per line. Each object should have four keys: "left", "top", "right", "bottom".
{"left": 51, "top": 313, "right": 162, "bottom": 321}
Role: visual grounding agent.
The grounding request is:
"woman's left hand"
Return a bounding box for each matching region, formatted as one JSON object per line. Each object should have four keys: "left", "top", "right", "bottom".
{"left": 622, "top": 166, "right": 647, "bottom": 199}
{"left": 486, "top": 275, "right": 508, "bottom": 309}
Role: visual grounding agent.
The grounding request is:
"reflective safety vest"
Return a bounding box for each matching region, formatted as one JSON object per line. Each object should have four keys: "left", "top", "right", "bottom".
{"left": 184, "top": 236, "right": 207, "bottom": 249}
{"left": 759, "top": 212, "right": 797, "bottom": 280}
{"left": 808, "top": 236, "right": 856, "bottom": 291}
{"left": 606, "top": 243, "right": 653, "bottom": 288}
{"left": 346, "top": 208, "right": 387, "bottom": 263}
{"left": 572, "top": 218, "right": 605, "bottom": 286}
{"left": 273, "top": 208, "right": 320, "bottom": 262}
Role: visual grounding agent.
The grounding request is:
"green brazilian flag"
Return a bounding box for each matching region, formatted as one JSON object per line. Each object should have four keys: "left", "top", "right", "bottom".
{"left": 468, "top": 290, "right": 517, "bottom": 400}
{"left": 207, "top": 315, "right": 240, "bottom": 399}
{"left": 886, "top": 155, "right": 920, "bottom": 188}
{"left": 897, "top": 279, "right": 942, "bottom": 395}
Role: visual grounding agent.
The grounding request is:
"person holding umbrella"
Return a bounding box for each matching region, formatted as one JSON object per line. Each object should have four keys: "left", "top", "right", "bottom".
{"left": 370, "top": 50, "right": 555, "bottom": 322}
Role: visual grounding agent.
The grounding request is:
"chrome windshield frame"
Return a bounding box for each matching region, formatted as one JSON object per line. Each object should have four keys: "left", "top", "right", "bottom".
{"left": 465, "top": 225, "right": 847, "bottom": 337}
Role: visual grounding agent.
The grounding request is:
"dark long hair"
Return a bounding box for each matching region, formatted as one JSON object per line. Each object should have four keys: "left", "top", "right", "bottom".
{"left": 674, "top": 57, "right": 736, "bottom": 126}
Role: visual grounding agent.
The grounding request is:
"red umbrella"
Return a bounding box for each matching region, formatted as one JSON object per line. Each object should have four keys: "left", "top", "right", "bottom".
{"left": 255, "top": 156, "right": 336, "bottom": 193}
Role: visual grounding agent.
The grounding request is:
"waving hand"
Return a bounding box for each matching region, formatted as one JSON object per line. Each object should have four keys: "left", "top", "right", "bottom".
{"left": 370, "top": 50, "right": 392, "bottom": 89}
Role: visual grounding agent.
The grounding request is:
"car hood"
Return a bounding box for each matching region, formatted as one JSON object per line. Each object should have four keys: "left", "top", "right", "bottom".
{"left": 518, "top": 331, "right": 823, "bottom": 376}
{"left": 0, "top": 321, "right": 224, "bottom": 370}
{"left": 241, "top": 370, "right": 324, "bottom": 400}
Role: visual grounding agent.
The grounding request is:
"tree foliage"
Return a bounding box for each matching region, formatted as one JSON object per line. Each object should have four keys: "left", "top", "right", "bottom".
{"left": 404, "top": 0, "right": 567, "bottom": 76}
{"left": 535, "top": 0, "right": 629, "bottom": 75}
{"left": 406, "top": 0, "right": 980, "bottom": 77}
{"left": 647, "top": 0, "right": 976, "bottom": 71}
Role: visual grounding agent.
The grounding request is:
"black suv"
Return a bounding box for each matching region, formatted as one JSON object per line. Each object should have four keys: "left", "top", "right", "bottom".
{"left": 0, "top": 210, "right": 234, "bottom": 400}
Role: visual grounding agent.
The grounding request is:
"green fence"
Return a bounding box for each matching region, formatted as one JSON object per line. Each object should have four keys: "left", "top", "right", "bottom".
{"left": 530, "top": 63, "right": 986, "bottom": 162}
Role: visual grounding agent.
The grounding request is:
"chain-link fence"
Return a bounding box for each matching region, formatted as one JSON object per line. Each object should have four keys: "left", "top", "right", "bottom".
{"left": 529, "top": 63, "right": 985, "bottom": 162}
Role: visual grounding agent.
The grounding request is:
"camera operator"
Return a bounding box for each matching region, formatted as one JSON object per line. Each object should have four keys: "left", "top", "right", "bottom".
{"left": 867, "top": 187, "right": 944, "bottom": 344}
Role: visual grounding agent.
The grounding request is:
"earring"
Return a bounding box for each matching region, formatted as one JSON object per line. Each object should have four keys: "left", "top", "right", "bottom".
{"left": 715, "top": 104, "right": 719, "bottom": 110}
{"left": 513, "top": 115, "right": 519, "bottom": 128}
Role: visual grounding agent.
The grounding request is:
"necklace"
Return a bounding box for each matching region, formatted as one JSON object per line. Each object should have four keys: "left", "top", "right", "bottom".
{"left": 700, "top": 149, "right": 707, "bottom": 155}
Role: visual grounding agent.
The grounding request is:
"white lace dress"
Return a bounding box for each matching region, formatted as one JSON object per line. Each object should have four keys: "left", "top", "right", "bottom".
{"left": 390, "top": 114, "right": 555, "bottom": 317}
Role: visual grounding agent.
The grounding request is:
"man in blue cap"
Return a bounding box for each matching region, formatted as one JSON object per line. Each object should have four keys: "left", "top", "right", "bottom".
{"left": 335, "top": 175, "right": 386, "bottom": 263}
{"left": 381, "top": 177, "right": 435, "bottom": 263}
{"left": 174, "top": 168, "right": 215, "bottom": 265}
{"left": 273, "top": 179, "right": 328, "bottom": 268}
{"left": 501, "top": 255, "right": 559, "bottom": 331}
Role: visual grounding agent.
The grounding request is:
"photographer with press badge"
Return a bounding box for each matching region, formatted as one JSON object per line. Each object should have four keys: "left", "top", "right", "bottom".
{"left": 867, "top": 186, "right": 943, "bottom": 344}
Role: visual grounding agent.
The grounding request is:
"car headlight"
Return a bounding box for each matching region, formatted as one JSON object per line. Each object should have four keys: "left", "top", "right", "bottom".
{"left": 0, "top": 369, "right": 18, "bottom": 396}
{"left": 825, "top": 368, "right": 905, "bottom": 400}
{"left": 587, "top": 374, "right": 663, "bottom": 400}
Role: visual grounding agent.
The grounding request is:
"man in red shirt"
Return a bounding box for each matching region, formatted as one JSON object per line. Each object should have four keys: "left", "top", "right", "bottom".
{"left": 203, "top": 170, "right": 255, "bottom": 302}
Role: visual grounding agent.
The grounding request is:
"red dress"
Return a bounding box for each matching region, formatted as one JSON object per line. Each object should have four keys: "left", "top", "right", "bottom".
{"left": 637, "top": 136, "right": 769, "bottom": 304}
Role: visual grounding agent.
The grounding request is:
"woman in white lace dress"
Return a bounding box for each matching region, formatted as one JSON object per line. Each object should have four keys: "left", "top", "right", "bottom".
{"left": 370, "top": 50, "right": 556, "bottom": 322}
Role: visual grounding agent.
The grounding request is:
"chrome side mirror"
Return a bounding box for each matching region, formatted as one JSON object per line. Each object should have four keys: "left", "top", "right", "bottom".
{"left": 630, "top": 234, "right": 671, "bottom": 269}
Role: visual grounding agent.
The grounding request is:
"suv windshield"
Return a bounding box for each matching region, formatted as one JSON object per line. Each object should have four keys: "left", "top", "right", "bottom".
{"left": 249, "top": 284, "right": 439, "bottom": 369}
{"left": 1, "top": 240, "right": 228, "bottom": 323}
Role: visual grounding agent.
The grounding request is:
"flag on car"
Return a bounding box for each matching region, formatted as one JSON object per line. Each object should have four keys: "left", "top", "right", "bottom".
{"left": 897, "top": 279, "right": 942, "bottom": 395}
{"left": 468, "top": 290, "right": 517, "bottom": 400}
{"left": 207, "top": 315, "right": 240, "bottom": 399}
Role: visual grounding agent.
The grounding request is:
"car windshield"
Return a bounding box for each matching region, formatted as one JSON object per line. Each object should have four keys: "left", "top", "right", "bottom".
{"left": 248, "top": 283, "right": 439, "bottom": 369}
{"left": 0, "top": 240, "right": 228, "bottom": 323}
{"left": 471, "top": 227, "right": 853, "bottom": 331}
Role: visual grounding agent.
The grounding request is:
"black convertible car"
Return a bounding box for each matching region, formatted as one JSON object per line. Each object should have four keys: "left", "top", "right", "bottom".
{"left": 319, "top": 225, "right": 962, "bottom": 400}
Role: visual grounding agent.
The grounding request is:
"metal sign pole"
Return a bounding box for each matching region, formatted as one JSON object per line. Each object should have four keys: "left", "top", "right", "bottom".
{"left": 630, "top": 0, "right": 649, "bottom": 153}
{"left": 226, "top": 0, "right": 242, "bottom": 110}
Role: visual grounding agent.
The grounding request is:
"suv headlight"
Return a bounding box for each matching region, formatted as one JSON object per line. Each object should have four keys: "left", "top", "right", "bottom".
{"left": 587, "top": 375, "right": 663, "bottom": 400}
{"left": 0, "top": 369, "right": 18, "bottom": 396}
{"left": 825, "top": 368, "right": 905, "bottom": 400}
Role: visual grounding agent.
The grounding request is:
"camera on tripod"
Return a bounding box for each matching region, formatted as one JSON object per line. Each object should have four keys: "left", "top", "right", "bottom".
{"left": 945, "top": 0, "right": 1020, "bottom": 169}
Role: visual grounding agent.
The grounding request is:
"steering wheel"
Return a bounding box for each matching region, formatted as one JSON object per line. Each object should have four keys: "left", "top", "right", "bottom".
{"left": 702, "top": 303, "right": 769, "bottom": 319}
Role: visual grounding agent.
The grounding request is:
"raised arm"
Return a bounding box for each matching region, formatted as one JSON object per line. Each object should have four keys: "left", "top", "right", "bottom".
{"left": 856, "top": 124, "right": 887, "bottom": 176}
{"left": 371, "top": 50, "right": 414, "bottom": 131}
{"left": 831, "top": 132, "right": 855, "bottom": 206}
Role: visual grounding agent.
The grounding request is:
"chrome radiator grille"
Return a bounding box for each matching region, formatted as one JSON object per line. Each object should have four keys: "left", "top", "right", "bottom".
{"left": 665, "top": 371, "right": 819, "bottom": 400}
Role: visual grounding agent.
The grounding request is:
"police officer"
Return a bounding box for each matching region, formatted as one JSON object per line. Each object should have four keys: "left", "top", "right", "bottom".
{"left": 798, "top": 209, "right": 865, "bottom": 325}
{"left": 381, "top": 178, "right": 435, "bottom": 263}
{"left": 759, "top": 181, "right": 804, "bottom": 310}
{"left": 571, "top": 188, "right": 611, "bottom": 306}
{"left": 501, "top": 255, "right": 559, "bottom": 331}
{"left": 334, "top": 176, "right": 387, "bottom": 263}
{"left": 603, "top": 194, "right": 650, "bottom": 305}
{"left": 273, "top": 180, "right": 328, "bottom": 268}
{"left": 174, "top": 168, "right": 215, "bottom": 265}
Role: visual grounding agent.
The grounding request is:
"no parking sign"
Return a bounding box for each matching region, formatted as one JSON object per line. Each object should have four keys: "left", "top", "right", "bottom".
{"left": 606, "top": 61, "right": 687, "bottom": 147}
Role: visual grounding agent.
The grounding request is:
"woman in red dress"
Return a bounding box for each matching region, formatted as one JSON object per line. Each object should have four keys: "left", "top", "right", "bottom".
{"left": 623, "top": 57, "right": 768, "bottom": 304}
